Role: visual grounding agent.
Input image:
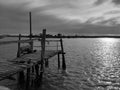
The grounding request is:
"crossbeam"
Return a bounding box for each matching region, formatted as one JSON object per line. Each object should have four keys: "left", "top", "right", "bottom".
{"left": 0, "top": 39, "right": 37, "bottom": 45}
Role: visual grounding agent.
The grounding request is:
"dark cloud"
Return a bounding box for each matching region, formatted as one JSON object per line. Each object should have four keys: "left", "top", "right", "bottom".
{"left": 79, "top": 24, "right": 120, "bottom": 34}
{"left": 0, "top": 1, "right": 120, "bottom": 35}
{"left": 0, "top": 5, "right": 29, "bottom": 34}
{"left": 0, "top": 5, "right": 78, "bottom": 34}
{"left": 112, "top": 0, "right": 120, "bottom": 5}
{"left": 50, "top": 23, "right": 120, "bottom": 34}
{"left": 93, "top": 0, "right": 106, "bottom": 6}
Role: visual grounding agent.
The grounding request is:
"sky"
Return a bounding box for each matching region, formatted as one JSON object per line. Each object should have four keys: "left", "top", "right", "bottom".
{"left": 0, "top": 0, "right": 120, "bottom": 34}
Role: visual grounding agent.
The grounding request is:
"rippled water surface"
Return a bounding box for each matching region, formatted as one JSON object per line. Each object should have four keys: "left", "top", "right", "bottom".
{"left": 1, "top": 38, "right": 120, "bottom": 90}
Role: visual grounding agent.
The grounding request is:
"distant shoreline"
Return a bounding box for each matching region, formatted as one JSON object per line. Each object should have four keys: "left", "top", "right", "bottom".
{"left": 4, "top": 35, "right": 120, "bottom": 38}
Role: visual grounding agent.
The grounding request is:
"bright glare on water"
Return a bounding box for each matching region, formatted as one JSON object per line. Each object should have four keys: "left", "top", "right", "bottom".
{"left": 1, "top": 38, "right": 120, "bottom": 90}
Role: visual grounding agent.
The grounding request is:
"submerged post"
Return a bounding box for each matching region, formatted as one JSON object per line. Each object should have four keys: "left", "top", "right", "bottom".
{"left": 40, "top": 29, "right": 46, "bottom": 78}
{"left": 60, "top": 38, "right": 66, "bottom": 70}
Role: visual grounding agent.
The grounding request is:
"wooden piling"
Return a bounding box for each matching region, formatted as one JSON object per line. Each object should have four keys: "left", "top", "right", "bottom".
{"left": 32, "top": 66, "right": 34, "bottom": 74}
{"left": 58, "top": 53, "right": 60, "bottom": 69}
{"left": 17, "top": 34, "right": 21, "bottom": 57}
{"left": 17, "top": 34, "right": 25, "bottom": 85}
{"left": 60, "top": 38, "right": 66, "bottom": 70}
{"left": 40, "top": 29, "right": 46, "bottom": 79}
{"left": 26, "top": 59, "right": 31, "bottom": 89}
{"left": 29, "top": 12, "right": 33, "bottom": 51}
{"left": 45, "top": 58, "right": 49, "bottom": 67}
{"left": 35, "top": 64, "right": 39, "bottom": 76}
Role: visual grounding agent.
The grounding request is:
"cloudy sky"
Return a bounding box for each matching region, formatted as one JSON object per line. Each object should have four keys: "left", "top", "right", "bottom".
{"left": 0, "top": 0, "right": 120, "bottom": 34}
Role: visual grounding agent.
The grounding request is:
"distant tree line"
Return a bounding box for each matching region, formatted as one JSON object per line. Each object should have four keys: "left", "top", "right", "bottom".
{"left": 4, "top": 33, "right": 120, "bottom": 38}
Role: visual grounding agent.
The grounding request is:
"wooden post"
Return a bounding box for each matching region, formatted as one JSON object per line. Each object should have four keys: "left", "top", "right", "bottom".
{"left": 45, "top": 58, "right": 49, "bottom": 67}
{"left": 35, "top": 64, "right": 39, "bottom": 76}
{"left": 29, "top": 12, "right": 33, "bottom": 51}
{"left": 17, "top": 34, "right": 25, "bottom": 85}
{"left": 17, "top": 34, "right": 21, "bottom": 57}
{"left": 26, "top": 59, "right": 31, "bottom": 90}
{"left": 40, "top": 29, "right": 46, "bottom": 79}
{"left": 60, "top": 38, "right": 66, "bottom": 70}
{"left": 58, "top": 53, "right": 60, "bottom": 69}
{"left": 57, "top": 41, "right": 58, "bottom": 51}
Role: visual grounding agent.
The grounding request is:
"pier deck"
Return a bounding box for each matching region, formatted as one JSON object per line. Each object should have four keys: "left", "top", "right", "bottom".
{"left": 0, "top": 50, "right": 61, "bottom": 81}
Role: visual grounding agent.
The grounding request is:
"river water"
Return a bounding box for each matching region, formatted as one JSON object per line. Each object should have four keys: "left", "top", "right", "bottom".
{"left": 1, "top": 38, "right": 120, "bottom": 90}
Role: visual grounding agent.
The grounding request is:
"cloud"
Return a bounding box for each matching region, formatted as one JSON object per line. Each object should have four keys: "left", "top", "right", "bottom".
{"left": 0, "top": 0, "right": 120, "bottom": 34}
{"left": 0, "top": 6, "right": 29, "bottom": 34}
{"left": 112, "top": 0, "right": 120, "bottom": 5}
{"left": 0, "top": 4, "right": 77, "bottom": 34}
{"left": 94, "top": 0, "right": 107, "bottom": 6}
{"left": 104, "top": 10, "right": 120, "bottom": 14}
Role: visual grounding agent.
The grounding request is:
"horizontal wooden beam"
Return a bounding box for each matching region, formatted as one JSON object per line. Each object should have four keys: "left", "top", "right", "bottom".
{"left": 0, "top": 39, "right": 38, "bottom": 45}
{"left": 0, "top": 39, "right": 60, "bottom": 45}
{"left": 46, "top": 40, "right": 60, "bottom": 42}
{"left": 34, "top": 45, "right": 61, "bottom": 47}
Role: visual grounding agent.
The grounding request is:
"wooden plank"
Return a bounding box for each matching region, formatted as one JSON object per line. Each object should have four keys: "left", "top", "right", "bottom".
{"left": 0, "top": 63, "right": 33, "bottom": 81}
{"left": 10, "top": 50, "right": 61, "bottom": 62}
{"left": 0, "top": 39, "right": 37, "bottom": 45}
{"left": 46, "top": 40, "right": 60, "bottom": 42}
{"left": 0, "top": 50, "right": 61, "bottom": 81}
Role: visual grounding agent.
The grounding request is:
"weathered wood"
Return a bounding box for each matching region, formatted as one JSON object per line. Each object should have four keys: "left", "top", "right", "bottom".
{"left": 35, "top": 64, "right": 39, "bottom": 76}
{"left": 60, "top": 38, "right": 66, "bottom": 70}
{"left": 0, "top": 39, "right": 37, "bottom": 45}
{"left": 29, "top": 12, "right": 33, "bottom": 51}
{"left": 17, "top": 34, "right": 25, "bottom": 84}
{"left": 32, "top": 66, "right": 34, "bottom": 74}
{"left": 57, "top": 41, "right": 58, "bottom": 51}
{"left": 34, "top": 45, "right": 61, "bottom": 47}
{"left": 37, "top": 29, "right": 46, "bottom": 83}
{"left": 58, "top": 53, "right": 60, "bottom": 69}
{"left": 45, "top": 58, "right": 49, "bottom": 67}
{"left": 0, "top": 62, "right": 23, "bottom": 81}
{"left": 26, "top": 59, "right": 31, "bottom": 89}
{"left": 40, "top": 29, "right": 46, "bottom": 72}
{"left": 29, "top": 12, "right": 32, "bottom": 39}
{"left": 38, "top": 39, "right": 60, "bottom": 42}
{"left": 20, "top": 45, "right": 32, "bottom": 55}
{"left": 0, "top": 39, "right": 59, "bottom": 46}
{"left": 0, "top": 25, "right": 67, "bottom": 90}
{"left": 0, "top": 50, "right": 62, "bottom": 81}
{"left": 46, "top": 40, "right": 60, "bottom": 42}
{"left": 17, "top": 34, "right": 21, "bottom": 57}
{"left": 18, "top": 71, "right": 25, "bottom": 85}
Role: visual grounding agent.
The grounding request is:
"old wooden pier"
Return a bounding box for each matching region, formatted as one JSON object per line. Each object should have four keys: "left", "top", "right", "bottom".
{"left": 0, "top": 29, "right": 66, "bottom": 89}
{"left": 0, "top": 12, "right": 66, "bottom": 89}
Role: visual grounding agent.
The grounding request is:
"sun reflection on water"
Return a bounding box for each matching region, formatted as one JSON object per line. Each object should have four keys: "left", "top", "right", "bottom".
{"left": 90, "top": 38, "right": 120, "bottom": 89}
{"left": 97, "top": 38, "right": 118, "bottom": 67}
{"left": 100, "top": 38, "right": 117, "bottom": 42}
